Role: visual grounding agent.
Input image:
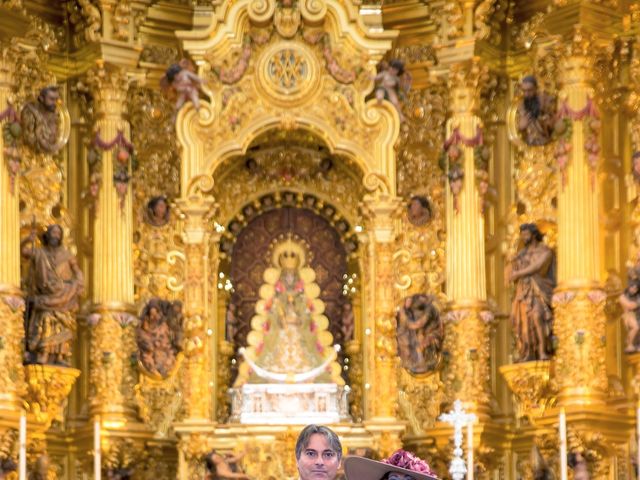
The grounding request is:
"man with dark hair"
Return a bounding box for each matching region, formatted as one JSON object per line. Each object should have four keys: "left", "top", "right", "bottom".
{"left": 508, "top": 223, "right": 555, "bottom": 361}
{"left": 22, "top": 224, "right": 84, "bottom": 365}
{"left": 516, "top": 75, "right": 556, "bottom": 146}
{"left": 296, "top": 425, "right": 342, "bottom": 480}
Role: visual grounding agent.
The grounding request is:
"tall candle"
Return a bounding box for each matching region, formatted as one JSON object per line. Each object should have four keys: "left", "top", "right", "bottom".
{"left": 559, "top": 408, "right": 568, "bottom": 480}
{"left": 636, "top": 403, "right": 640, "bottom": 480}
{"left": 18, "top": 411, "right": 26, "bottom": 480}
{"left": 94, "top": 417, "right": 101, "bottom": 480}
{"left": 467, "top": 421, "right": 474, "bottom": 480}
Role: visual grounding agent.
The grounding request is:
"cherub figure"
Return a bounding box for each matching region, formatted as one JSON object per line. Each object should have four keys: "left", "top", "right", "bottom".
{"left": 204, "top": 450, "right": 251, "bottom": 480}
{"left": 373, "top": 59, "right": 412, "bottom": 121}
{"left": 160, "top": 59, "right": 204, "bottom": 111}
{"left": 620, "top": 277, "right": 640, "bottom": 353}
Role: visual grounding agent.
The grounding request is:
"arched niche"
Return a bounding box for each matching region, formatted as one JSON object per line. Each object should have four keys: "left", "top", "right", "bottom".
{"left": 174, "top": 0, "right": 400, "bottom": 197}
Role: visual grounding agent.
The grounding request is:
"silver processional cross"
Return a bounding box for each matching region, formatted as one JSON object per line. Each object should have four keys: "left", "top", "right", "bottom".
{"left": 439, "top": 399, "right": 477, "bottom": 480}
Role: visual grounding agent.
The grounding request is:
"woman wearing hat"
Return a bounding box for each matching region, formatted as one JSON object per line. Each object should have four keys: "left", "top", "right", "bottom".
{"left": 344, "top": 449, "right": 438, "bottom": 480}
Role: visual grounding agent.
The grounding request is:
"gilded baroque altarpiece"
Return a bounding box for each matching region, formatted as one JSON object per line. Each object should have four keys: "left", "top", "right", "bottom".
{"left": 0, "top": 0, "right": 640, "bottom": 478}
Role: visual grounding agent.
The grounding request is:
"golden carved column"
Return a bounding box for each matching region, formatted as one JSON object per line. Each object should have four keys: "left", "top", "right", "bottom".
{"left": 174, "top": 177, "right": 217, "bottom": 480}
{"left": 86, "top": 63, "right": 138, "bottom": 424}
{"left": 361, "top": 191, "right": 405, "bottom": 457}
{"left": 443, "top": 60, "right": 494, "bottom": 419}
{"left": 0, "top": 45, "right": 24, "bottom": 414}
{"left": 552, "top": 51, "right": 607, "bottom": 407}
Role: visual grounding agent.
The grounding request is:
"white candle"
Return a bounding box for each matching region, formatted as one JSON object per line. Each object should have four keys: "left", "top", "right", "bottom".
{"left": 94, "top": 418, "right": 101, "bottom": 480}
{"left": 18, "top": 412, "right": 26, "bottom": 480}
{"left": 636, "top": 403, "right": 640, "bottom": 480}
{"left": 559, "top": 408, "right": 568, "bottom": 480}
{"left": 467, "top": 421, "right": 474, "bottom": 480}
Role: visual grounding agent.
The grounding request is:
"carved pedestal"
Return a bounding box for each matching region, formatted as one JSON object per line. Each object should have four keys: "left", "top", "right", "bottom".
{"left": 500, "top": 360, "right": 555, "bottom": 422}
{"left": 24, "top": 364, "right": 80, "bottom": 430}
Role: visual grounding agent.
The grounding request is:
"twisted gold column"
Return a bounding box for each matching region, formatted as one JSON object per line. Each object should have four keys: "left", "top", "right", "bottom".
{"left": 361, "top": 193, "right": 405, "bottom": 457}
{"left": 87, "top": 63, "right": 138, "bottom": 423}
{"left": 0, "top": 51, "right": 24, "bottom": 414}
{"left": 444, "top": 61, "right": 493, "bottom": 418}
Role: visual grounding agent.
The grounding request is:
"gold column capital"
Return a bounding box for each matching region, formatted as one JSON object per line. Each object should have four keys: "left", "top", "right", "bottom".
{"left": 86, "top": 61, "right": 130, "bottom": 120}
{"left": 360, "top": 193, "right": 402, "bottom": 243}
{"left": 447, "top": 58, "right": 489, "bottom": 116}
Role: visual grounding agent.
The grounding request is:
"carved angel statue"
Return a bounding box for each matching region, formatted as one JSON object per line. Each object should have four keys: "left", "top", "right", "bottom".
{"left": 620, "top": 274, "right": 640, "bottom": 353}
{"left": 373, "top": 59, "right": 412, "bottom": 122}
{"left": 160, "top": 59, "right": 204, "bottom": 111}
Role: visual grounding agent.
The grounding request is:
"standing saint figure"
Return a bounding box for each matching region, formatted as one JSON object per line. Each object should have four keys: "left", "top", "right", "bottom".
{"left": 516, "top": 75, "right": 556, "bottom": 146}
{"left": 22, "top": 224, "right": 84, "bottom": 366}
{"left": 508, "top": 223, "right": 556, "bottom": 362}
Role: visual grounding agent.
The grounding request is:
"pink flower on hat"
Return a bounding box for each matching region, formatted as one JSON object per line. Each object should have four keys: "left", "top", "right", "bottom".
{"left": 382, "top": 450, "right": 437, "bottom": 476}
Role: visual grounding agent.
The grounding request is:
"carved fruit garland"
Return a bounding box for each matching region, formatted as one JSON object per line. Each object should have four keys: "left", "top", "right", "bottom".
{"left": 555, "top": 97, "right": 600, "bottom": 190}
{"left": 443, "top": 126, "right": 484, "bottom": 214}
{"left": 93, "top": 129, "right": 134, "bottom": 210}
{"left": 0, "top": 103, "right": 21, "bottom": 194}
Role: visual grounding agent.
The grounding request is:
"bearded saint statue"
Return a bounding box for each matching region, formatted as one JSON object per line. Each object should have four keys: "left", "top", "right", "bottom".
{"left": 22, "top": 224, "right": 84, "bottom": 366}
{"left": 508, "top": 223, "right": 556, "bottom": 362}
{"left": 21, "top": 86, "right": 65, "bottom": 154}
{"left": 516, "top": 76, "right": 556, "bottom": 146}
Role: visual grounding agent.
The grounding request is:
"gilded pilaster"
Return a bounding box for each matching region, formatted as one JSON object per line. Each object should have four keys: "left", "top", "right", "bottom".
{"left": 443, "top": 59, "right": 493, "bottom": 417}
{"left": 0, "top": 45, "right": 24, "bottom": 413}
{"left": 174, "top": 176, "right": 217, "bottom": 479}
{"left": 553, "top": 41, "right": 607, "bottom": 407}
{"left": 361, "top": 189, "right": 404, "bottom": 457}
{"left": 86, "top": 62, "right": 138, "bottom": 423}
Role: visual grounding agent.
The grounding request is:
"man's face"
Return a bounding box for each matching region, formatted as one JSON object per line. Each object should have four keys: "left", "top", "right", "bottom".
{"left": 520, "top": 229, "right": 532, "bottom": 246}
{"left": 42, "top": 90, "right": 59, "bottom": 112}
{"left": 296, "top": 433, "right": 340, "bottom": 480}
{"left": 153, "top": 200, "right": 167, "bottom": 219}
{"left": 521, "top": 81, "right": 537, "bottom": 100}
{"left": 388, "top": 474, "right": 416, "bottom": 480}
{"left": 47, "top": 226, "right": 62, "bottom": 247}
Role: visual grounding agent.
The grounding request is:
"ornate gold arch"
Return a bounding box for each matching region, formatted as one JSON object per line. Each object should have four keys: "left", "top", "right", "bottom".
{"left": 175, "top": 0, "right": 399, "bottom": 196}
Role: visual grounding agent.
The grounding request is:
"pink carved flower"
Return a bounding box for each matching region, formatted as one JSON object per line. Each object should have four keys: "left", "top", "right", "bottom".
{"left": 275, "top": 281, "right": 285, "bottom": 293}
{"left": 382, "top": 449, "right": 437, "bottom": 476}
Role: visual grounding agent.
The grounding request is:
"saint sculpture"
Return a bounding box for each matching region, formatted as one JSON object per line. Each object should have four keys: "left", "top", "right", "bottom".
{"left": 22, "top": 224, "right": 84, "bottom": 366}
{"left": 507, "top": 223, "right": 556, "bottom": 362}
{"left": 516, "top": 76, "right": 556, "bottom": 147}
{"left": 396, "top": 294, "right": 443, "bottom": 374}
{"left": 21, "top": 86, "right": 67, "bottom": 154}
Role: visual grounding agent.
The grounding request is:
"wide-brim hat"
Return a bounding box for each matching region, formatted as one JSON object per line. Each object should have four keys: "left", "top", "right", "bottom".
{"left": 343, "top": 456, "right": 438, "bottom": 480}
